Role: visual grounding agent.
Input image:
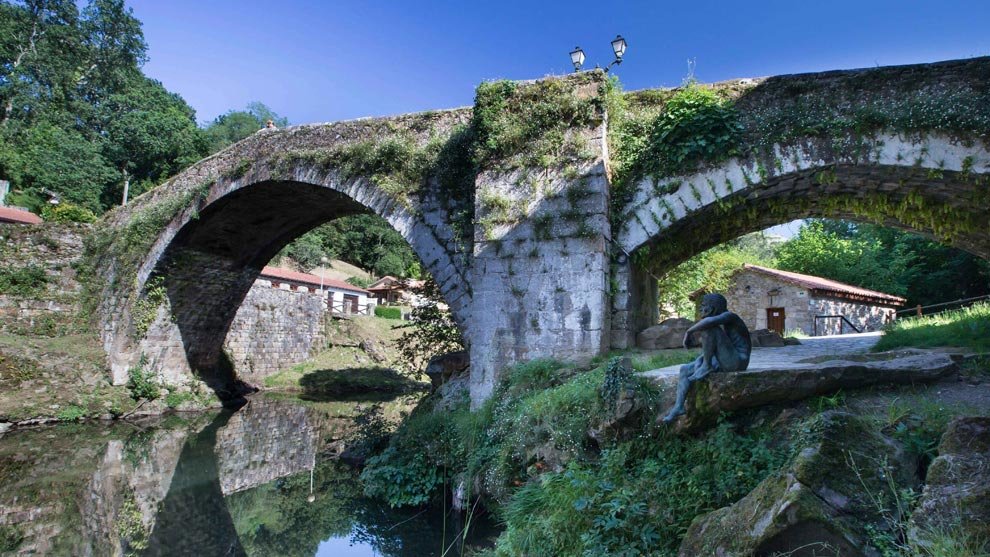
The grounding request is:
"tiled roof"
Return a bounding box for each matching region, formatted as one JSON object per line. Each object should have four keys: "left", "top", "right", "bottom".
{"left": 367, "top": 276, "right": 425, "bottom": 291}
{"left": 260, "top": 266, "right": 369, "bottom": 295}
{"left": 743, "top": 264, "right": 906, "bottom": 305}
{"left": 0, "top": 206, "right": 42, "bottom": 224}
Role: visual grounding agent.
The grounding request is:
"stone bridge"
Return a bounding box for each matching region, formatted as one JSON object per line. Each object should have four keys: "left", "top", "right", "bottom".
{"left": 84, "top": 57, "right": 990, "bottom": 405}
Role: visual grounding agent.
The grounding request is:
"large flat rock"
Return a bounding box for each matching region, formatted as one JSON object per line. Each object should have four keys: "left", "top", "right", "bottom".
{"left": 652, "top": 352, "right": 958, "bottom": 432}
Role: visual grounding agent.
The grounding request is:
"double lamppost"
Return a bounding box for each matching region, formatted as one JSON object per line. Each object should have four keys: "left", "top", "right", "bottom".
{"left": 570, "top": 35, "right": 627, "bottom": 73}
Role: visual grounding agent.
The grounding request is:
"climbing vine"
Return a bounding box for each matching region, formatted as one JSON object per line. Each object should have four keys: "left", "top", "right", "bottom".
{"left": 608, "top": 58, "right": 990, "bottom": 269}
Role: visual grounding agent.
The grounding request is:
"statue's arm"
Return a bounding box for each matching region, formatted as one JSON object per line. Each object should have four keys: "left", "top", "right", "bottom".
{"left": 685, "top": 313, "right": 734, "bottom": 334}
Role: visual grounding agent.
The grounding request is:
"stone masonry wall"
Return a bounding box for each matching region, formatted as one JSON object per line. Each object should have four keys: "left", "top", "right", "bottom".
{"left": 724, "top": 271, "right": 813, "bottom": 334}
{"left": 223, "top": 282, "right": 330, "bottom": 385}
{"left": 468, "top": 77, "right": 611, "bottom": 403}
{"left": 0, "top": 223, "right": 88, "bottom": 333}
{"left": 810, "top": 297, "right": 896, "bottom": 335}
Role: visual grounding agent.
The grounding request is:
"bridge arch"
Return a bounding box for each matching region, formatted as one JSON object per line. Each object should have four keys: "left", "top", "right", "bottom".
{"left": 89, "top": 110, "right": 474, "bottom": 398}
{"left": 611, "top": 132, "right": 990, "bottom": 347}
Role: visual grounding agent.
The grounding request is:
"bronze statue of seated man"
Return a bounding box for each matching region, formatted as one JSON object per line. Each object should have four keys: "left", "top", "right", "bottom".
{"left": 662, "top": 293, "right": 752, "bottom": 423}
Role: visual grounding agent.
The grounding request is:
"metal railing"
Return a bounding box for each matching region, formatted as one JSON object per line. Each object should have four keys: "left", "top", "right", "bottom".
{"left": 328, "top": 300, "right": 373, "bottom": 316}
{"left": 813, "top": 315, "right": 862, "bottom": 336}
{"left": 895, "top": 294, "right": 990, "bottom": 317}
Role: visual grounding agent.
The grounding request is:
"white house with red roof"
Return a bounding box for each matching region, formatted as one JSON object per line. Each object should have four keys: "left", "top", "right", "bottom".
{"left": 258, "top": 266, "right": 374, "bottom": 315}
{"left": 694, "top": 263, "right": 906, "bottom": 336}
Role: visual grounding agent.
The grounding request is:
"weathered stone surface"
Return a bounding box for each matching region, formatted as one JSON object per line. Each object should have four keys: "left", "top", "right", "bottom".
{"left": 636, "top": 318, "right": 693, "bottom": 350}
{"left": 223, "top": 283, "right": 330, "bottom": 385}
{"left": 78, "top": 57, "right": 990, "bottom": 408}
{"left": 679, "top": 412, "right": 919, "bottom": 557}
{"left": 909, "top": 416, "right": 990, "bottom": 548}
{"left": 425, "top": 350, "right": 470, "bottom": 392}
{"left": 665, "top": 353, "right": 958, "bottom": 433}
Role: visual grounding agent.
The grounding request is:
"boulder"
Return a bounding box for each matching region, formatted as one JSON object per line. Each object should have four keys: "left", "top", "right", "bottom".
{"left": 663, "top": 352, "right": 958, "bottom": 433}
{"left": 750, "top": 328, "right": 789, "bottom": 347}
{"left": 679, "top": 412, "right": 920, "bottom": 557}
{"left": 908, "top": 417, "right": 990, "bottom": 548}
{"left": 636, "top": 318, "right": 693, "bottom": 350}
{"left": 358, "top": 338, "right": 388, "bottom": 363}
{"left": 424, "top": 350, "right": 470, "bottom": 392}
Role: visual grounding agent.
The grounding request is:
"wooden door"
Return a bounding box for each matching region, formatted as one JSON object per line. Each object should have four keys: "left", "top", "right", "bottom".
{"left": 344, "top": 294, "right": 359, "bottom": 313}
{"left": 766, "top": 307, "right": 786, "bottom": 335}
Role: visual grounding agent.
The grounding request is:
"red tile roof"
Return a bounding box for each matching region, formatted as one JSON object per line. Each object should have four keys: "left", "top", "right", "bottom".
{"left": 0, "top": 206, "right": 42, "bottom": 225}
{"left": 743, "top": 264, "right": 906, "bottom": 306}
{"left": 260, "top": 266, "right": 369, "bottom": 295}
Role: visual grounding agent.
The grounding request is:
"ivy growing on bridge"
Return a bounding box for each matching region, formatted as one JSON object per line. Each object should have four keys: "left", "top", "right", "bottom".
{"left": 610, "top": 58, "right": 990, "bottom": 272}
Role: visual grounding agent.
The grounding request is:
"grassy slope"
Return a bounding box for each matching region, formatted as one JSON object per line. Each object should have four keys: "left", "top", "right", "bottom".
{"left": 875, "top": 303, "right": 990, "bottom": 352}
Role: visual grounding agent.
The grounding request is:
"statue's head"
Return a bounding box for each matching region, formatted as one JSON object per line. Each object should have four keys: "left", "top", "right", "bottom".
{"left": 700, "top": 293, "right": 728, "bottom": 317}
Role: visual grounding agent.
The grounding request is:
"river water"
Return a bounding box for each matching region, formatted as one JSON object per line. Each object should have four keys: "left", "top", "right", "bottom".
{"left": 0, "top": 393, "right": 498, "bottom": 556}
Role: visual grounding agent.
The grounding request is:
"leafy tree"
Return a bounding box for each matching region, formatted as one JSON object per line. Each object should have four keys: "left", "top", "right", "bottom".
{"left": 776, "top": 220, "right": 907, "bottom": 297}
{"left": 98, "top": 75, "right": 207, "bottom": 205}
{"left": 394, "top": 278, "right": 464, "bottom": 377}
{"left": 0, "top": 0, "right": 209, "bottom": 212}
{"left": 277, "top": 229, "right": 332, "bottom": 270}
{"left": 203, "top": 101, "right": 288, "bottom": 152}
{"left": 275, "top": 214, "right": 421, "bottom": 278}
{"left": 777, "top": 220, "right": 990, "bottom": 307}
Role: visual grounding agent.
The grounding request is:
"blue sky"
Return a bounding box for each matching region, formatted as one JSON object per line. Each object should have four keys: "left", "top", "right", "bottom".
{"left": 129, "top": 0, "right": 990, "bottom": 126}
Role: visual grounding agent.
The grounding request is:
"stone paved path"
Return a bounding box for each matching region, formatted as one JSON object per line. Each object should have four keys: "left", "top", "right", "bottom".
{"left": 641, "top": 331, "right": 883, "bottom": 381}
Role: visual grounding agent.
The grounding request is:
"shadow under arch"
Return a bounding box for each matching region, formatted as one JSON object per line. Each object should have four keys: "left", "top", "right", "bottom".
{"left": 143, "top": 409, "right": 246, "bottom": 556}
{"left": 151, "top": 179, "right": 463, "bottom": 401}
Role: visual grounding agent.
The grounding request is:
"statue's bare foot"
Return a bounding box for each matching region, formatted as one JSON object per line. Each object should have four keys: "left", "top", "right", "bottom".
{"left": 662, "top": 408, "right": 685, "bottom": 424}
{"left": 688, "top": 365, "right": 712, "bottom": 382}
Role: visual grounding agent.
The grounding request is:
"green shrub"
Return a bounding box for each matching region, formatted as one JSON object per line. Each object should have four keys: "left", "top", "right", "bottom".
{"left": 0, "top": 265, "right": 48, "bottom": 297}
{"left": 374, "top": 305, "right": 402, "bottom": 320}
{"left": 0, "top": 524, "right": 24, "bottom": 553}
{"left": 41, "top": 202, "right": 97, "bottom": 223}
{"left": 345, "top": 275, "right": 372, "bottom": 288}
{"left": 126, "top": 356, "right": 160, "bottom": 401}
{"left": 360, "top": 402, "right": 453, "bottom": 507}
{"left": 56, "top": 405, "right": 87, "bottom": 421}
{"left": 164, "top": 391, "right": 190, "bottom": 409}
{"left": 494, "top": 423, "right": 789, "bottom": 556}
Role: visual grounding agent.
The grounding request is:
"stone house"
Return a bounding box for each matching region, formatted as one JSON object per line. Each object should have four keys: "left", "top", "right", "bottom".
{"left": 695, "top": 264, "right": 906, "bottom": 336}
{"left": 258, "top": 266, "right": 373, "bottom": 315}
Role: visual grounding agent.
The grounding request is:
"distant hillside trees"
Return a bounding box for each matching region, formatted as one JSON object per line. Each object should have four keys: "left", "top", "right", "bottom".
{"left": 276, "top": 214, "right": 422, "bottom": 279}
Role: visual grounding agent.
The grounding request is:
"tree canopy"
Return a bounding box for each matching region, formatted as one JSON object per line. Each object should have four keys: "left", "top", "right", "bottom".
{"left": 0, "top": 0, "right": 208, "bottom": 212}
{"left": 776, "top": 220, "right": 990, "bottom": 307}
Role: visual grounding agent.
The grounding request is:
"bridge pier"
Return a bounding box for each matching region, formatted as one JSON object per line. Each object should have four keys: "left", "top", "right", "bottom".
{"left": 609, "top": 260, "right": 659, "bottom": 350}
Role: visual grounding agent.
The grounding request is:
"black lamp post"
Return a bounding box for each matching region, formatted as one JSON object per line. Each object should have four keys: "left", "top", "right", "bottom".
{"left": 569, "top": 35, "right": 627, "bottom": 73}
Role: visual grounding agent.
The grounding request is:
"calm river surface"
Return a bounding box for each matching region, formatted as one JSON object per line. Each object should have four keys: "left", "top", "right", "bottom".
{"left": 0, "top": 393, "right": 497, "bottom": 556}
